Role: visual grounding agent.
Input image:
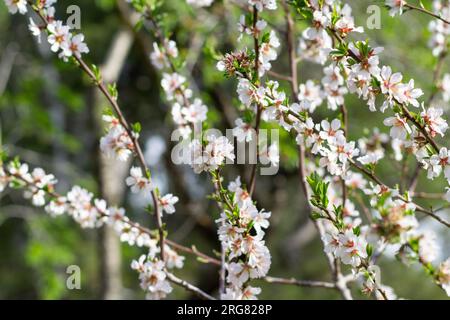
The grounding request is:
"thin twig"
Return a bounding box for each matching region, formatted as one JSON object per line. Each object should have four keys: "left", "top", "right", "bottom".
{"left": 328, "top": 27, "right": 441, "bottom": 154}
{"left": 248, "top": 6, "right": 263, "bottom": 197}
{"left": 427, "top": 51, "right": 448, "bottom": 105}
{"left": 166, "top": 272, "right": 217, "bottom": 300}
{"left": 349, "top": 159, "right": 450, "bottom": 228}
{"left": 267, "top": 70, "right": 293, "bottom": 82}
{"left": 404, "top": 3, "right": 450, "bottom": 25}
{"left": 29, "top": 3, "right": 167, "bottom": 260}
{"left": 282, "top": 0, "right": 353, "bottom": 300}
{"left": 264, "top": 276, "right": 336, "bottom": 289}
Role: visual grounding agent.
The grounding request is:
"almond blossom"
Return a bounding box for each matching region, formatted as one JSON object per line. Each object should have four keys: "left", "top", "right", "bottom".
{"left": 258, "top": 30, "right": 280, "bottom": 74}
{"left": 28, "top": 18, "right": 42, "bottom": 43}
{"left": 319, "top": 119, "right": 342, "bottom": 143}
{"left": 233, "top": 118, "right": 254, "bottom": 142}
{"left": 159, "top": 194, "right": 179, "bottom": 215}
{"left": 62, "top": 34, "right": 90, "bottom": 58}
{"left": 418, "top": 231, "right": 439, "bottom": 263}
{"left": 385, "top": 0, "right": 406, "bottom": 17}
{"left": 47, "top": 21, "right": 71, "bottom": 53}
{"left": 397, "top": 79, "right": 424, "bottom": 108}
{"left": 161, "top": 73, "right": 188, "bottom": 102}
{"left": 427, "top": 147, "right": 450, "bottom": 181}
{"left": 298, "top": 80, "right": 323, "bottom": 112}
{"left": 248, "top": 0, "right": 277, "bottom": 12}
{"left": 132, "top": 257, "right": 172, "bottom": 300}
{"left": 5, "top": 0, "right": 450, "bottom": 301}
{"left": 4, "top": 0, "right": 27, "bottom": 14}
{"left": 421, "top": 106, "right": 448, "bottom": 137}
{"left": 126, "top": 167, "right": 153, "bottom": 194}
{"left": 437, "top": 258, "right": 450, "bottom": 295}
{"left": 237, "top": 78, "right": 265, "bottom": 107}
{"left": 383, "top": 115, "right": 411, "bottom": 140}
{"left": 337, "top": 230, "right": 368, "bottom": 267}
{"left": 442, "top": 73, "right": 450, "bottom": 102}
{"left": 378, "top": 66, "right": 403, "bottom": 112}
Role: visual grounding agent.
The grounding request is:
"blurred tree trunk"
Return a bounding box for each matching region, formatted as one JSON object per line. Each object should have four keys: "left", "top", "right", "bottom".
{"left": 95, "top": 22, "right": 137, "bottom": 300}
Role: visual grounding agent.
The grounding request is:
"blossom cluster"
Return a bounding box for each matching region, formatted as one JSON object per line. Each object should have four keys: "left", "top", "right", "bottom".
{"left": 150, "top": 38, "right": 208, "bottom": 139}
{"left": 1, "top": 159, "right": 184, "bottom": 299}
{"left": 100, "top": 115, "right": 136, "bottom": 162}
{"left": 131, "top": 245, "right": 185, "bottom": 300}
{"left": 296, "top": 0, "right": 450, "bottom": 297}
{"left": 218, "top": 0, "right": 450, "bottom": 297}
{"left": 218, "top": 176, "right": 272, "bottom": 300}
{"left": 306, "top": 169, "right": 388, "bottom": 296}
{"left": 126, "top": 166, "right": 179, "bottom": 215}
{"left": 428, "top": 0, "right": 450, "bottom": 57}
{"left": 4, "top": 0, "right": 90, "bottom": 60}
{"left": 5, "top": 0, "right": 450, "bottom": 300}
{"left": 189, "top": 135, "right": 236, "bottom": 174}
{"left": 218, "top": 13, "right": 280, "bottom": 77}
{"left": 301, "top": 1, "right": 450, "bottom": 209}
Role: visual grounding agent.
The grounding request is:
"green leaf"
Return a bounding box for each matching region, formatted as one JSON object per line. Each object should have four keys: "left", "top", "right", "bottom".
{"left": 366, "top": 243, "right": 373, "bottom": 257}
{"left": 310, "top": 212, "right": 322, "bottom": 220}
{"left": 261, "top": 32, "right": 271, "bottom": 44}
{"left": 107, "top": 83, "right": 118, "bottom": 101}
{"left": 132, "top": 122, "right": 142, "bottom": 134}
{"left": 353, "top": 226, "right": 361, "bottom": 237}
{"left": 91, "top": 64, "right": 102, "bottom": 83}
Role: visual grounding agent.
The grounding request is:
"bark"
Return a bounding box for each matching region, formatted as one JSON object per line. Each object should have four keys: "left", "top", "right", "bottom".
{"left": 95, "top": 14, "right": 138, "bottom": 299}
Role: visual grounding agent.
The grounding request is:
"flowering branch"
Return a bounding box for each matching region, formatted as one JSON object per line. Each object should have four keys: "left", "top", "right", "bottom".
{"left": 25, "top": 1, "right": 168, "bottom": 262}
{"left": 348, "top": 159, "right": 450, "bottom": 228}
{"left": 279, "top": 0, "right": 353, "bottom": 300}
{"left": 248, "top": 5, "right": 264, "bottom": 197}
{"left": 3, "top": 0, "right": 450, "bottom": 300}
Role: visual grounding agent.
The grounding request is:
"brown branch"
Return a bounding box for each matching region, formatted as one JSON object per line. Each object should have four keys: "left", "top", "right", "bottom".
{"left": 349, "top": 159, "right": 450, "bottom": 228}
{"left": 264, "top": 276, "right": 337, "bottom": 289}
{"left": 404, "top": 3, "right": 450, "bottom": 25}
{"left": 282, "top": 0, "right": 352, "bottom": 300}
{"left": 166, "top": 272, "right": 217, "bottom": 300}
{"left": 412, "top": 192, "right": 445, "bottom": 200}
{"left": 9, "top": 170, "right": 222, "bottom": 266}
{"left": 267, "top": 70, "right": 293, "bottom": 82}
{"left": 328, "top": 27, "right": 441, "bottom": 154}
{"left": 400, "top": 103, "right": 439, "bottom": 153}
{"left": 283, "top": 0, "right": 298, "bottom": 98}
{"left": 427, "top": 51, "right": 448, "bottom": 105}
{"left": 248, "top": 6, "right": 263, "bottom": 197}
{"left": 211, "top": 170, "right": 231, "bottom": 295}
{"left": 29, "top": 4, "right": 167, "bottom": 261}
{"left": 340, "top": 104, "right": 348, "bottom": 207}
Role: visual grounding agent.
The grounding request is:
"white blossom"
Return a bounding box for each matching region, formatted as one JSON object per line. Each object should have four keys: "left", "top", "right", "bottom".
{"left": 62, "top": 33, "right": 90, "bottom": 58}
{"left": 385, "top": 0, "right": 406, "bottom": 17}
{"left": 383, "top": 115, "right": 411, "bottom": 140}
{"left": 47, "top": 21, "right": 71, "bottom": 53}
{"left": 233, "top": 118, "right": 254, "bottom": 142}
{"left": 437, "top": 258, "right": 450, "bottom": 296}
{"left": 126, "top": 167, "right": 153, "bottom": 194}
{"left": 159, "top": 194, "right": 179, "bottom": 214}
{"left": 418, "top": 231, "right": 439, "bottom": 263}
{"left": 298, "top": 80, "right": 323, "bottom": 112}
{"left": 4, "top": 0, "right": 27, "bottom": 14}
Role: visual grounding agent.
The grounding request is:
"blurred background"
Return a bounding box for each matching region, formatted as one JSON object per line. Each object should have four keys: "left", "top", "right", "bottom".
{"left": 0, "top": 0, "right": 449, "bottom": 299}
